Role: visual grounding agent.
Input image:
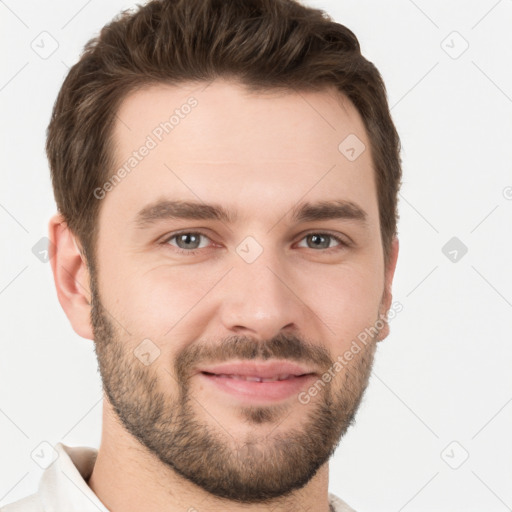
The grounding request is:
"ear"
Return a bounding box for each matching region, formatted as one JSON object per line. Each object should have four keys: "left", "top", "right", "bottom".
{"left": 49, "top": 213, "right": 94, "bottom": 340}
{"left": 376, "top": 236, "right": 399, "bottom": 342}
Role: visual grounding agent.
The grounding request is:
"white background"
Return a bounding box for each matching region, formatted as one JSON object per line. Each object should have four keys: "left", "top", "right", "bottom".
{"left": 1, "top": 0, "right": 511, "bottom": 510}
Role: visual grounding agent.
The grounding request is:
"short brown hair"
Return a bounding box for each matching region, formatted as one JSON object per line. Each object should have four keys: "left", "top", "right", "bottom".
{"left": 47, "top": 0, "right": 401, "bottom": 271}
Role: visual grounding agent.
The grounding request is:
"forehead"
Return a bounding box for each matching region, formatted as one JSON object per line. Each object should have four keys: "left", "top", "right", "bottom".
{"left": 104, "top": 79, "right": 378, "bottom": 228}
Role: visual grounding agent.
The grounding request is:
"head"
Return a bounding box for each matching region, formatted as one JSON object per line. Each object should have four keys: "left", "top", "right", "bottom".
{"left": 48, "top": 0, "right": 401, "bottom": 504}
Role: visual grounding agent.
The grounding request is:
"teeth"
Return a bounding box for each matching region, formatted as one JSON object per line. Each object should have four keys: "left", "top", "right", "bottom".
{"left": 215, "top": 374, "right": 294, "bottom": 382}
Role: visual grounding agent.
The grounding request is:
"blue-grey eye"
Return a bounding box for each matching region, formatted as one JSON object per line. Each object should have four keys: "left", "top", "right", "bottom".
{"left": 169, "top": 232, "right": 209, "bottom": 250}
{"left": 298, "top": 233, "right": 342, "bottom": 250}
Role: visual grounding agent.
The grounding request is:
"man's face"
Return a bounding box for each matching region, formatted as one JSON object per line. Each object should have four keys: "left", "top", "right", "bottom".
{"left": 88, "top": 79, "right": 394, "bottom": 502}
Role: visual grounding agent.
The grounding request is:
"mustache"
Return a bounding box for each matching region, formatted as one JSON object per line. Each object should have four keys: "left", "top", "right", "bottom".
{"left": 175, "top": 332, "right": 333, "bottom": 381}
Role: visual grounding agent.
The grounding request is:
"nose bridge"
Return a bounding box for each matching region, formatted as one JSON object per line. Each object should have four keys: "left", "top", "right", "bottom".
{"left": 219, "top": 237, "right": 302, "bottom": 338}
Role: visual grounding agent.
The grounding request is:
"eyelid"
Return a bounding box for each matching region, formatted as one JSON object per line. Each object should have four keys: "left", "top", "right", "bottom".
{"left": 294, "top": 233, "right": 352, "bottom": 255}
{"left": 161, "top": 230, "right": 214, "bottom": 254}
{"left": 160, "top": 229, "right": 352, "bottom": 255}
{"left": 295, "top": 229, "right": 352, "bottom": 247}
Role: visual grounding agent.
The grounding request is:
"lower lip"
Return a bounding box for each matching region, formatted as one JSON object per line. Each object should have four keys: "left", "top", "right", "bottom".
{"left": 198, "top": 372, "right": 317, "bottom": 402}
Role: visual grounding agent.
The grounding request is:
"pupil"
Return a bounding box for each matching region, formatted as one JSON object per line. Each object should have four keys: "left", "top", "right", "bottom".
{"left": 310, "top": 234, "right": 328, "bottom": 249}
{"left": 179, "top": 233, "right": 199, "bottom": 249}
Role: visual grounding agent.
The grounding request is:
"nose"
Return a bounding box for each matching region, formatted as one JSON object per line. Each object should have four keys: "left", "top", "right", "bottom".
{"left": 218, "top": 247, "right": 305, "bottom": 341}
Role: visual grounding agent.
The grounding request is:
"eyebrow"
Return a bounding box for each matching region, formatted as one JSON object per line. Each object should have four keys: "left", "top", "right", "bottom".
{"left": 290, "top": 199, "right": 367, "bottom": 224}
{"left": 135, "top": 200, "right": 236, "bottom": 228}
{"left": 134, "top": 199, "right": 368, "bottom": 229}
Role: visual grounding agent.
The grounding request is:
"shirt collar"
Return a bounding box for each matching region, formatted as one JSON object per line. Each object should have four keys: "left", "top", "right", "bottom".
{"left": 38, "top": 442, "right": 108, "bottom": 512}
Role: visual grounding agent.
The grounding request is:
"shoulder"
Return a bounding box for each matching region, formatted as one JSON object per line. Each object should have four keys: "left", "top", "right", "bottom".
{"left": 0, "top": 493, "right": 42, "bottom": 512}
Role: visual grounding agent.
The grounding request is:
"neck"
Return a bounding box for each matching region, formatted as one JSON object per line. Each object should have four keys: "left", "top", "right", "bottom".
{"left": 87, "top": 402, "right": 333, "bottom": 512}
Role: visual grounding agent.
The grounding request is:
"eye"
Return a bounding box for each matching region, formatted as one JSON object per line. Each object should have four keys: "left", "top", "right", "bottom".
{"left": 163, "top": 231, "right": 212, "bottom": 255}
{"left": 296, "top": 232, "right": 348, "bottom": 252}
{"left": 161, "top": 230, "right": 349, "bottom": 256}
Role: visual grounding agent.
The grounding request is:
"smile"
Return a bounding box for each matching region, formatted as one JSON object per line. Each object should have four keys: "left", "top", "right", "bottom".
{"left": 201, "top": 372, "right": 300, "bottom": 382}
{"left": 195, "top": 360, "right": 319, "bottom": 402}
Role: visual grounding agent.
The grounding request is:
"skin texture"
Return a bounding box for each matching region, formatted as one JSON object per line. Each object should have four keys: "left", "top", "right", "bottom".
{"left": 49, "top": 79, "right": 399, "bottom": 512}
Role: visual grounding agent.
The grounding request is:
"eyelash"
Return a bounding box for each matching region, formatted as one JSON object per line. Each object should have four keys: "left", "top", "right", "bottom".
{"left": 161, "top": 230, "right": 350, "bottom": 256}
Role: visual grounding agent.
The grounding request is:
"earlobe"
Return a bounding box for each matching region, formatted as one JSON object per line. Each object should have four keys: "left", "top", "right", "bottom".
{"left": 376, "top": 236, "right": 400, "bottom": 342}
{"left": 49, "top": 213, "right": 94, "bottom": 340}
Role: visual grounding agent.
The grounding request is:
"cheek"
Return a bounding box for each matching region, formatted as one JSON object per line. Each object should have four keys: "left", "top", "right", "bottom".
{"left": 104, "top": 262, "right": 218, "bottom": 337}
{"left": 305, "top": 261, "right": 384, "bottom": 345}
{"left": 99, "top": 244, "right": 384, "bottom": 351}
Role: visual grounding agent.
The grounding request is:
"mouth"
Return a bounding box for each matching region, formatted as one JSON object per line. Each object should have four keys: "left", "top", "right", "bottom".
{"left": 196, "top": 361, "right": 318, "bottom": 402}
{"left": 200, "top": 372, "right": 307, "bottom": 382}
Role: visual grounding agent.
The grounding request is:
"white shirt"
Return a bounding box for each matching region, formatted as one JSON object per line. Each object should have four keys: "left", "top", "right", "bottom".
{"left": 1, "top": 443, "right": 356, "bottom": 512}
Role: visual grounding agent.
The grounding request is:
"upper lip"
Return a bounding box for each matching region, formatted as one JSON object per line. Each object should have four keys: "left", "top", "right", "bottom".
{"left": 196, "top": 361, "right": 317, "bottom": 379}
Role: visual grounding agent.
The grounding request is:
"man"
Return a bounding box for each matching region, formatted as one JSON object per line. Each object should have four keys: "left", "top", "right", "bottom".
{"left": 3, "top": 0, "right": 401, "bottom": 510}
